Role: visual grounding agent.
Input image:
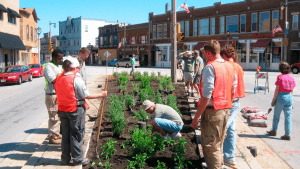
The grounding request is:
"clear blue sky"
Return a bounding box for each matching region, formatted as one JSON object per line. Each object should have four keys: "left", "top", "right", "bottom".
{"left": 20, "top": 0, "right": 242, "bottom": 37}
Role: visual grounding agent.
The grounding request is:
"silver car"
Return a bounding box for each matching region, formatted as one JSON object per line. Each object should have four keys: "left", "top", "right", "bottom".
{"left": 116, "top": 57, "right": 140, "bottom": 68}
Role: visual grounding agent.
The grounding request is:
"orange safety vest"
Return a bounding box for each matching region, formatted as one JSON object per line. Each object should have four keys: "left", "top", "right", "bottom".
{"left": 55, "top": 70, "right": 89, "bottom": 112}
{"left": 199, "top": 61, "right": 235, "bottom": 110}
{"left": 231, "top": 61, "right": 246, "bottom": 98}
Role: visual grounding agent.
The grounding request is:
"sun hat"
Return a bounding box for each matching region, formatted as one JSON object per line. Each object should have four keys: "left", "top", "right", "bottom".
{"left": 186, "top": 51, "right": 192, "bottom": 55}
{"left": 63, "top": 56, "right": 80, "bottom": 68}
{"left": 142, "top": 100, "right": 155, "bottom": 111}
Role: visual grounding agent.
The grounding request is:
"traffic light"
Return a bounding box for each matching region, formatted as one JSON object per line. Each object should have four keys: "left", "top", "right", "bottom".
{"left": 231, "top": 41, "right": 237, "bottom": 50}
{"left": 176, "top": 23, "right": 185, "bottom": 42}
{"left": 50, "top": 42, "right": 53, "bottom": 49}
{"left": 286, "top": 39, "right": 289, "bottom": 46}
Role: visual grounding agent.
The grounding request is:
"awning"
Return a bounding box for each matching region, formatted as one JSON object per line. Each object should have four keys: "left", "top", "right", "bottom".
{"left": 0, "top": 4, "right": 8, "bottom": 12}
{"left": 7, "top": 8, "right": 21, "bottom": 18}
{"left": 193, "top": 42, "right": 206, "bottom": 50}
{"left": 219, "top": 41, "right": 227, "bottom": 48}
{"left": 291, "top": 42, "right": 300, "bottom": 50}
{"left": 0, "top": 32, "right": 26, "bottom": 50}
{"left": 146, "top": 45, "right": 154, "bottom": 51}
{"left": 252, "top": 39, "right": 271, "bottom": 48}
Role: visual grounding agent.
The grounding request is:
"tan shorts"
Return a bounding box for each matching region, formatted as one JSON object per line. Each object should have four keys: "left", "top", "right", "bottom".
{"left": 184, "top": 72, "right": 194, "bottom": 82}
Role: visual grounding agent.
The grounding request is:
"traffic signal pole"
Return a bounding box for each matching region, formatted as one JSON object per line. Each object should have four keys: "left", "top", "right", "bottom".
{"left": 171, "top": 0, "right": 177, "bottom": 82}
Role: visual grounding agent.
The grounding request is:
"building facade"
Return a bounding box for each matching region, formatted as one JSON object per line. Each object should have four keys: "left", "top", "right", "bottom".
{"left": 0, "top": 0, "right": 25, "bottom": 68}
{"left": 19, "top": 8, "right": 39, "bottom": 65}
{"left": 58, "top": 16, "right": 117, "bottom": 57}
{"left": 149, "top": 0, "right": 300, "bottom": 70}
{"left": 288, "top": 1, "right": 300, "bottom": 64}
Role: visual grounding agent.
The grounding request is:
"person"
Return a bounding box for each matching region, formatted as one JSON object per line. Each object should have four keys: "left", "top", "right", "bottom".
{"left": 178, "top": 51, "right": 196, "bottom": 96}
{"left": 130, "top": 54, "right": 136, "bottom": 76}
{"left": 79, "top": 47, "right": 90, "bottom": 85}
{"left": 191, "top": 40, "right": 235, "bottom": 169}
{"left": 193, "top": 50, "right": 204, "bottom": 99}
{"left": 142, "top": 100, "right": 183, "bottom": 140}
{"left": 43, "top": 49, "right": 64, "bottom": 144}
{"left": 267, "top": 61, "right": 296, "bottom": 141}
{"left": 220, "top": 45, "right": 246, "bottom": 167}
{"left": 55, "top": 56, "right": 107, "bottom": 166}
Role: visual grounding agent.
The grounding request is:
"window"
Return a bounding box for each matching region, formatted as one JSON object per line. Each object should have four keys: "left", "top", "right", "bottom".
{"left": 85, "top": 25, "right": 88, "bottom": 32}
{"left": 241, "top": 14, "right": 246, "bottom": 33}
{"left": 164, "top": 23, "right": 167, "bottom": 38}
{"left": 272, "top": 11, "right": 279, "bottom": 30}
{"left": 110, "top": 36, "right": 113, "bottom": 44}
{"left": 292, "top": 15, "right": 298, "bottom": 30}
{"left": 74, "top": 39, "right": 76, "bottom": 46}
{"left": 77, "top": 39, "right": 80, "bottom": 45}
{"left": 157, "top": 24, "right": 163, "bottom": 39}
{"left": 227, "top": 15, "right": 239, "bottom": 33}
{"left": 34, "top": 29, "right": 37, "bottom": 42}
{"left": 130, "top": 36, "right": 136, "bottom": 45}
{"left": 31, "top": 27, "right": 33, "bottom": 41}
{"left": 252, "top": 13, "right": 257, "bottom": 31}
{"left": 68, "top": 40, "right": 71, "bottom": 46}
{"left": 104, "top": 36, "right": 108, "bottom": 44}
{"left": 153, "top": 25, "right": 156, "bottom": 39}
{"left": 210, "top": 18, "right": 215, "bottom": 35}
{"left": 179, "top": 21, "right": 184, "bottom": 34}
{"left": 199, "top": 19, "right": 209, "bottom": 35}
{"left": 8, "top": 13, "right": 16, "bottom": 24}
{"left": 140, "top": 35, "right": 147, "bottom": 44}
{"left": 220, "top": 17, "right": 225, "bottom": 34}
{"left": 193, "top": 20, "right": 197, "bottom": 36}
{"left": 185, "top": 21, "right": 189, "bottom": 37}
{"left": 0, "top": 11, "right": 3, "bottom": 20}
{"left": 100, "top": 37, "right": 103, "bottom": 45}
{"left": 26, "top": 26, "right": 29, "bottom": 40}
{"left": 259, "top": 11, "right": 270, "bottom": 32}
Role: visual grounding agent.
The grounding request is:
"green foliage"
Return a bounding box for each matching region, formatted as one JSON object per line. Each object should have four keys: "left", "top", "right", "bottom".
{"left": 156, "top": 160, "right": 167, "bottom": 169}
{"left": 101, "top": 139, "right": 117, "bottom": 160}
{"left": 107, "top": 94, "right": 127, "bottom": 135}
{"left": 118, "top": 73, "right": 130, "bottom": 87}
{"left": 132, "top": 82, "right": 140, "bottom": 92}
{"left": 143, "top": 71, "right": 149, "bottom": 77}
{"left": 171, "top": 138, "right": 192, "bottom": 169}
{"left": 125, "top": 94, "right": 135, "bottom": 108}
{"left": 140, "top": 76, "right": 152, "bottom": 89}
{"left": 158, "top": 83, "right": 163, "bottom": 91}
{"left": 113, "top": 72, "right": 120, "bottom": 78}
{"left": 168, "top": 82, "right": 175, "bottom": 92}
{"left": 154, "top": 92, "right": 162, "bottom": 104}
{"left": 134, "top": 71, "right": 142, "bottom": 81}
{"left": 128, "top": 153, "right": 147, "bottom": 169}
{"left": 91, "top": 161, "right": 96, "bottom": 167}
{"left": 139, "top": 90, "right": 148, "bottom": 103}
{"left": 133, "top": 107, "right": 149, "bottom": 121}
{"left": 104, "top": 161, "right": 113, "bottom": 169}
{"left": 166, "top": 94, "right": 181, "bottom": 116}
{"left": 151, "top": 72, "right": 156, "bottom": 79}
{"left": 121, "top": 71, "right": 129, "bottom": 76}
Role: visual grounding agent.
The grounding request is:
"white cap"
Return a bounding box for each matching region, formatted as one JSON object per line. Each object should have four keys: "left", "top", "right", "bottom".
{"left": 63, "top": 56, "right": 80, "bottom": 68}
{"left": 186, "top": 51, "right": 192, "bottom": 55}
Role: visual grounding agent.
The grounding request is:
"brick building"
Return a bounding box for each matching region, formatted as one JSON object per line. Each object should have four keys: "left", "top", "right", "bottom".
{"left": 149, "top": 0, "right": 300, "bottom": 70}
{"left": 288, "top": 1, "right": 300, "bottom": 64}
{"left": 19, "top": 8, "right": 40, "bottom": 65}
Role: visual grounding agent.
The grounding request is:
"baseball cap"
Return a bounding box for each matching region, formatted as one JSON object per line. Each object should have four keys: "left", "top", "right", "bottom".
{"left": 194, "top": 50, "right": 200, "bottom": 55}
{"left": 142, "top": 100, "right": 155, "bottom": 111}
{"left": 186, "top": 51, "right": 192, "bottom": 55}
{"left": 63, "top": 56, "right": 80, "bottom": 68}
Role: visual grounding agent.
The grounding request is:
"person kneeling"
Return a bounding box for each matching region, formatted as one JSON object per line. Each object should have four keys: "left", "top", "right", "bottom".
{"left": 142, "top": 100, "right": 184, "bottom": 140}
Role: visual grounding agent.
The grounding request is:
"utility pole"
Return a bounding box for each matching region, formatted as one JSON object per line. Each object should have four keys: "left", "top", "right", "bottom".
{"left": 48, "top": 21, "right": 56, "bottom": 54}
{"left": 171, "top": 0, "right": 177, "bottom": 82}
{"left": 284, "top": 0, "right": 288, "bottom": 62}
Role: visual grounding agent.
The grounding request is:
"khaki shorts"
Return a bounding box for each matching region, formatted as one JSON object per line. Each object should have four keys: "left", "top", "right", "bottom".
{"left": 193, "top": 75, "right": 201, "bottom": 84}
{"left": 184, "top": 72, "right": 194, "bottom": 82}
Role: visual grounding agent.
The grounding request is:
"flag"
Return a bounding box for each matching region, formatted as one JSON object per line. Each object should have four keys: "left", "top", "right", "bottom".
{"left": 272, "top": 25, "right": 283, "bottom": 35}
{"left": 118, "top": 42, "right": 122, "bottom": 48}
{"left": 180, "top": 3, "right": 190, "bottom": 13}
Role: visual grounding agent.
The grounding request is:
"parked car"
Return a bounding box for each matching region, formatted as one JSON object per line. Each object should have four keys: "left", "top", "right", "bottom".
{"left": 291, "top": 62, "right": 300, "bottom": 74}
{"left": 108, "top": 59, "right": 119, "bottom": 66}
{"left": 116, "top": 57, "right": 140, "bottom": 68}
{"left": 0, "top": 65, "right": 32, "bottom": 85}
{"left": 29, "top": 63, "right": 43, "bottom": 77}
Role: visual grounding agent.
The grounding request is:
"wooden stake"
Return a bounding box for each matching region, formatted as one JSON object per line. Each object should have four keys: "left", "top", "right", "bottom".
{"left": 96, "top": 77, "right": 108, "bottom": 142}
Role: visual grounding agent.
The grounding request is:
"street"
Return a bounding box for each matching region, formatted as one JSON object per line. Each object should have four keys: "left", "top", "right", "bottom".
{"left": 0, "top": 66, "right": 299, "bottom": 168}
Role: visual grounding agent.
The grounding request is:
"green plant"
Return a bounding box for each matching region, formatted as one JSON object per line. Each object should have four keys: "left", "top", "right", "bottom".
{"left": 143, "top": 71, "right": 149, "bottom": 77}
{"left": 107, "top": 95, "right": 127, "bottom": 135}
{"left": 154, "top": 92, "right": 162, "bottom": 104}
{"left": 104, "top": 161, "right": 113, "bottom": 169}
{"left": 171, "top": 138, "right": 192, "bottom": 169}
{"left": 133, "top": 107, "right": 149, "bottom": 121}
{"left": 128, "top": 153, "right": 147, "bottom": 169}
{"left": 132, "top": 82, "right": 140, "bottom": 93}
{"left": 156, "top": 160, "right": 167, "bottom": 169}
{"left": 140, "top": 76, "right": 152, "bottom": 89}
{"left": 139, "top": 90, "right": 148, "bottom": 103}
{"left": 101, "top": 139, "right": 117, "bottom": 160}
{"left": 158, "top": 83, "right": 163, "bottom": 91}
{"left": 125, "top": 94, "right": 135, "bottom": 108}
{"left": 91, "top": 161, "right": 96, "bottom": 168}
{"left": 167, "top": 82, "right": 175, "bottom": 92}
{"left": 134, "top": 71, "right": 142, "bottom": 81}
{"left": 151, "top": 72, "right": 156, "bottom": 79}
{"left": 113, "top": 72, "right": 120, "bottom": 78}
{"left": 166, "top": 94, "right": 181, "bottom": 116}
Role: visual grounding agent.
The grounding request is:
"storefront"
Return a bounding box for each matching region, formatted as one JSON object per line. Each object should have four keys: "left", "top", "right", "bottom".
{"left": 291, "top": 42, "right": 300, "bottom": 64}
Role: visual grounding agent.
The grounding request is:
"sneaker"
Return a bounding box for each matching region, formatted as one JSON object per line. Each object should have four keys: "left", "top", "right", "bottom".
{"left": 224, "top": 159, "right": 236, "bottom": 167}
{"left": 73, "top": 158, "right": 90, "bottom": 166}
{"left": 49, "top": 136, "right": 61, "bottom": 144}
{"left": 171, "top": 132, "right": 182, "bottom": 140}
{"left": 267, "top": 130, "right": 276, "bottom": 136}
{"left": 281, "top": 135, "right": 291, "bottom": 141}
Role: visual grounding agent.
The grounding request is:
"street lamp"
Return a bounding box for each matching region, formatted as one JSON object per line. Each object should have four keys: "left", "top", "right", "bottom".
{"left": 227, "top": 30, "right": 230, "bottom": 45}
{"left": 37, "top": 27, "right": 42, "bottom": 64}
{"left": 120, "top": 23, "right": 126, "bottom": 58}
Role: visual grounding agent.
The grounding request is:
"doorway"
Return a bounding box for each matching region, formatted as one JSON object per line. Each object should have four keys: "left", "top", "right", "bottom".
{"left": 259, "top": 53, "right": 270, "bottom": 70}
{"left": 5, "top": 54, "right": 8, "bottom": 67}
{"left": 151, "top": 51, "right": 155, "bottom": 66}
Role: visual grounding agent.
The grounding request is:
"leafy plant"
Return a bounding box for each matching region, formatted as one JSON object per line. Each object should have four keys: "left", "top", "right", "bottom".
{"left": 143, "top": 71, "right": 149, "bottom": 77}
{"left": 132, "top": 82, "right": 140, "bottom": 93}
{"left": 134, "top": 71, "right": 142, "bottom": 81}
{"left": 139, "top": 90, "right": 148, "bottom": 103}
{"left": 151, "top": 72, "right": 156, "bottom": 79}
{"left": 156, "top": 160, "right": 167, "bottom": 169}
{"left": 171, "top": 138, "right": 192, "bottom": 169}
{"left": 154, "top": 92, "right": 162, "bottom": 104}
{"left": 104, "top": 161, "right": 113, "bottom": 169}
{"left": 158, "top": 83, "right": 163, "bottom": 91}
{"left": 168, "top": 82, "right": 175, "bottom": 92}
{"left": 166, "top": 94, "right": 181, "bottom": 116}
{"left": 133, "top": 107, "right": 149, "bottom": 121}
{"left": 128, "top": 153, "right": 147, "bottom": 169}
{"left": 101, "top": 139, "right": 117, "bottom": 160}
{"left": 113, "top": 72, "right": 120, "bottom": 78}
{"left": 125, "top": 94, "right": 135, "bottom": 108}
{"left": 91, "top": 161, "right": 96, "bottom": 168}
{"left": 140, "top": 76, "right": 152, "bottom": 89}
{"left": 107, "top": 94, "right": 127, "bottom": 135}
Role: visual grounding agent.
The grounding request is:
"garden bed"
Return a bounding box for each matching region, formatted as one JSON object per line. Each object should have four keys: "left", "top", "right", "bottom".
{"left": 84, "top": 74, "right": 201, "bottom": 169}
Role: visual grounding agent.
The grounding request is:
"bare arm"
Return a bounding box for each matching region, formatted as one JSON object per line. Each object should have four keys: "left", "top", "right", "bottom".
{"left": 85, "top": 91, "right": 107, "bottom": 99}
{"left": 191, "top": 97, "right": 210, "bottom": 129}
{"left": 273, "top": 85, "right": 280, "bottom": 100}
{"left": 195, "top": 65, "right": 199, "bottom": 74}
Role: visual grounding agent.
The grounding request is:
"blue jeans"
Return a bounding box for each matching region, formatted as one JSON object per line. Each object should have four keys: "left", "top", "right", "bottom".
{"left": 223, "top": 101, "right": 240, "bottom": 161}
{"left": 155, "top": 118, "right": 183, "bottom": 133}
{"left": 272, "top": 92, "right": 293, "bottom": 136}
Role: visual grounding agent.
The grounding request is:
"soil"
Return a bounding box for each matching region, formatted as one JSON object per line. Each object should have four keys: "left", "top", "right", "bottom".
{"left": 84, "top": 78, "right": 202, "bottom": 169}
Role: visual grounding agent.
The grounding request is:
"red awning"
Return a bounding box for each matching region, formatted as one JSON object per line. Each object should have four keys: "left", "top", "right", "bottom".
{"left": 146, "top": 45, "right": 154, "bottom": 51}
{"left": 177, "top": 43, "right": 183, "bottom": 49}
{"left": 252, "top": 39, "right": 271, "bottom": 48}
{"left": 219, "top": 41, "right": 227, "bottom": 48}
{"left": 193, "top": 42, "right": 206, "bottom": 50}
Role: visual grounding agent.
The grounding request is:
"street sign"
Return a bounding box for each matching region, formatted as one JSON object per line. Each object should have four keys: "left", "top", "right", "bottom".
{"left": 104, "top": 51, "right": 111, "bottom": 58}
{"left": 232, "top": 37, "right": 239, "bottom": 39}
{"left": 286, "top": 29, "right": 289, "bottom": 35}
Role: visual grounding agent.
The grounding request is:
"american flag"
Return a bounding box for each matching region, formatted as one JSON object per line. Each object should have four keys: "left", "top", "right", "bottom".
{"left": 180, "top": 3, "right": 190, "bottom": 13}
{"left": 272, "top": 25, "right": 283, "bottom": 35}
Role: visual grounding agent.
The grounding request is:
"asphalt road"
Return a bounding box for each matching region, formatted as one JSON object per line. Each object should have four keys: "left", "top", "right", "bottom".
{"left": 0, "top": 65, "right": 299, "bottom": 168}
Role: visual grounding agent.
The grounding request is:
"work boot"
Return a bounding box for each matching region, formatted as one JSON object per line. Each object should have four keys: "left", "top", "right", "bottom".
{"left": 49, "top": 135, "right": 62, "bottom": 144}
{"left": 281, "top": 135, "right": 291, "bottom": 141}
{"left": 267, "top": 130, "right": 276, "bottom": 136}
{"left": 73, "top": 158, "right": 90, "bottom": 166}
{"left": 171, "top": 132, "right": 182, "bottom": 140}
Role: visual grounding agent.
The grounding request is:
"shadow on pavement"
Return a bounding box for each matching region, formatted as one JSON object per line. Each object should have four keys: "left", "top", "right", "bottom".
{"left": 24, "top": 128, "right": 48, "bottom": 134}
{"left": 238, "top": 134, "right": 281, "bottom": 140}
{"left": 0, "top": 142, "right": 40, "bottom": 153}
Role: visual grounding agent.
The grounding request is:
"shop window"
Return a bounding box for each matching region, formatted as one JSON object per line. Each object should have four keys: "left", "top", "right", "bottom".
{"left": 185, "top": 21, "right": 189, "bottom": 37}
{"left": 157, "top": 24, "right": 163, "bottom": 39}
{"left": 220, "top": 17, "right": 225, "bottom": 34}
{"left": 158, "top": 46, "right": 168, "bottom": 61}
{"left": 259, "top": 11, "right": 270, "bottom": 32}
{"left": 252, "top": 13, "right": 257, "bottom": 31}
{"left": 272, "top": 42, "right": 281, "bottom": 63}
{"left": 272, "top": 11, "right": 279, "bottom": 30}
{"left": 236, "top": 43, "right": 246, "bottom": 62}
{"left": 193, "top": 20, "right": 197, "bottom": 36}
{"left": 164, "top": 23, "right": 167, "bottom": 38}
{"left": 8, "top": 13, "right": 16, "bottom": 24}
{"left": 199, "top": 18, "right": 209, "bottom": 35}
{"left": 210, "top": 18, "right": 215, "bottom": 35}
{"left": 153, "top": 25, "right": 156, "bottom": 39}
{"left": 227, "top": 15, "right": 239, "bottom": 33}
{"left": 249, "top": 43, "right": 258, "bottom": 63}
{"left": 241, "top": 14, "right": 246, "bottom": 33}
{"left": 292, "top": 15, "right": 298, "bottom": 30}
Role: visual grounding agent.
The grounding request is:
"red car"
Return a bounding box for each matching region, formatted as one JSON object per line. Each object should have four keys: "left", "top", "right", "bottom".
{"left": 291, "top": 62, "right": 300, "bottom": 74}
{"left": 29, "top": 64, "right": 43, "bottom": 77}
{"left": 0, "top": 65, "right": 32, "bottom": 85}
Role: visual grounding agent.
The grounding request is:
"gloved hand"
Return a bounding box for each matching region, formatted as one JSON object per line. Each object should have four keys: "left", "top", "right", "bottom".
{"left": 271, "top": 98, "right": 276, "bottom": 107}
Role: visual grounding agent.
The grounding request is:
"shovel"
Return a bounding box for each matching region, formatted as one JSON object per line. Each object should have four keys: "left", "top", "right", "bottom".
{"left": 267, "top": 108, "right": 272, "bottom": 114}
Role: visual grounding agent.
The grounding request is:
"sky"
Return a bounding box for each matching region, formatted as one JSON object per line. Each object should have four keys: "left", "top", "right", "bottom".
{"left": 20, "top": 0, "right": 242, "bottom": 37}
